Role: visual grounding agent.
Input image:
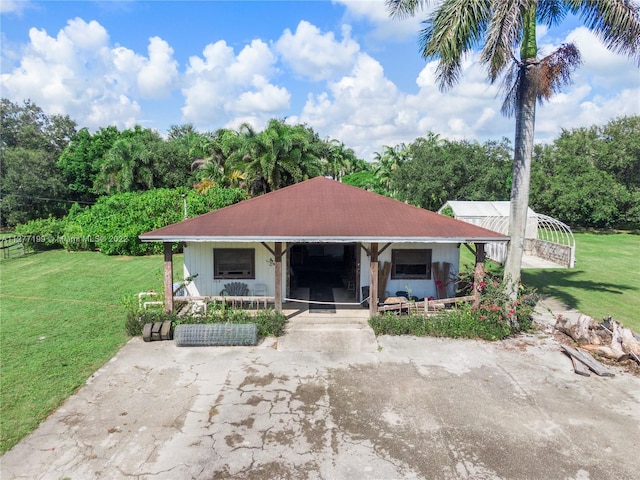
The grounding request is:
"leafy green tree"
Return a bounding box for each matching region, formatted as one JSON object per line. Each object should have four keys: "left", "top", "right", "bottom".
{"left": 387, "top": 0, "right": 640, "bottom": 300}
{"left": 372, "top": 144, "right": 409, "bottom": 194}
{"left": 530, "top": 116, "right": 640, "bottom": 228}
{"left": 592, "top": 116, "right": 640, "bottom": 192}
{"left": 94, "top": 126, "right": 193, "bottom": 193}
{"left": 389, "top": 135, "right": 512, "bottom": 211}
{"left": 0, "top": 148, "right": 68, "bottom": 226}
{"left": 320, "top": 139, "right": 362, "bottom": 181}
{"left": 0, "top": 99, "right": 77, "bottom": 226}
{"left": 191, "top": 128, "right": 242, "bottom": 186}
{"left": 95, "top": 127, "right": 157, "bottom": 193}
{"left": 342, "top": 171, "right": 383, "bottom": 193}
{"left": 57, "top": 126, "right": 120, "bottom": 201}
{"left": 1, "top": 98, "right": 76, "bottom": 154}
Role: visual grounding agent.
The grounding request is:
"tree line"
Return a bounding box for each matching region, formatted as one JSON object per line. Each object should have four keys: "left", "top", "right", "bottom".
{"left": 1, "top": 98, "right": 638, "bottom": 237}
{"left": 1, "top": 99, "right": 366, "bottom": 227}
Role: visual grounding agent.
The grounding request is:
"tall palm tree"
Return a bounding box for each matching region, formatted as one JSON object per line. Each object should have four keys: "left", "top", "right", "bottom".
{"left": 387, "top": 0, "right": 640, "bottom": 302}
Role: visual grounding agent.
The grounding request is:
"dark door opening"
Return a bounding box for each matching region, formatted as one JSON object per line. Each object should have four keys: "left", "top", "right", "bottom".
{"left": 290, "top": 244, "right": 357, "bottom": 311}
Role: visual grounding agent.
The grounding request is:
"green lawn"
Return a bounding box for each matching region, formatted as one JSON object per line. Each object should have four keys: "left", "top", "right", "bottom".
{"left": 460, "top": 231, "right": 640, "bottom": 331}
{"left": 522, "top": 232, "right": 640, "bottom": 332}
{"left": 0, "top": 250, "right": 183, "bottom": 453}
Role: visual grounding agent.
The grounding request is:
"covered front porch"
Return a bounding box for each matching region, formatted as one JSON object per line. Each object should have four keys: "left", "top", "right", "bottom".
{"left": 160, "top": 241, "right": 490, "bottom": 318}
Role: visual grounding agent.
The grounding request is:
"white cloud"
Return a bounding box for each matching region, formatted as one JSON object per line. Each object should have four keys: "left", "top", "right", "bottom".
{"left": 293, "top": 48, "right": 513, "bottom": 160}
{"left": 181, "top": 38, "right": 288, "bottom": 128}
{"left": 0, "top": 17, "right": 175, "bottom": 129}
{"left": 1, "top": 6, "right": 637, "bottom": 162}
{"left": 276, "top": 20, "right": 360, "bottom": 81}
{"left": 0, "top": 0, "right": 31, "bottom": 15}
{"left": 335, "top": 0, "right": 427, "bottom": 42}
{"left": 137, "top": 36, "right": 178, "bottom": 98}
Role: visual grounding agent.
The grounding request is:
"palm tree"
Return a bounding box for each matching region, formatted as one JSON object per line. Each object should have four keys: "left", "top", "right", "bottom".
{"left": 321, "top": 139, "right": 359, "bottom": 181}
{"left": 387, "top": 0, "right": 640, "bottom": 302}
{"left": 241, "top": 119, "right": 323, "bottom": 195}
{"left": 372, "top": 144, "right": 408, "bottom": 194}
{"left": 96, "top": 127, "right": 160, "bottom": 193}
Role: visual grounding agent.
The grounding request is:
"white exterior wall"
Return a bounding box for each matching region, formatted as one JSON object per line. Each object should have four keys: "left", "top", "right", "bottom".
{"left": 359, "top": 243, "right": 461, "bottom": 300}
{"left": 182, "top": 242, "right": 282, "bottom": 298}
{"left": 183, "top": 241, "right": 461, "bottom": 301}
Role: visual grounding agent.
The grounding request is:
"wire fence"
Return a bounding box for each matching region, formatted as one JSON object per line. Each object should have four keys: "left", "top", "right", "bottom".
{"left": 0, "top": 236, "right": 29, "bottom": 260}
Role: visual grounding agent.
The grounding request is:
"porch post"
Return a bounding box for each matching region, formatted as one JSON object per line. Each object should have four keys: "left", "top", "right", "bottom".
{"left": 369, "top": 243, "right": 379, "bottom": 317}
{"left": 163, "top": 242, "right": 173, "bottom": 312}
{"left": 474, "top": 243, "right": 486, "bottom": 307}
{"left": 274, "top": 242, "right": 283, "bottom": 312}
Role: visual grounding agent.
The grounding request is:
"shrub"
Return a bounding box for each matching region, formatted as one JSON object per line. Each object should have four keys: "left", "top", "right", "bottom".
{"left": 369, "top": 276, "right": 537, "bottom": 341}
{"left": 125, "top": 303, "right": 287, "bottom": 339}
{"left": 13, "top": 216, "right": 66, "bottom": 250}
{"left": 61, "top": 186, "right": 247, "bottom": 255}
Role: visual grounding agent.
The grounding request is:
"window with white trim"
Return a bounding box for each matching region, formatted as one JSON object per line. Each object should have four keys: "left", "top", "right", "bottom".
{"left": 214, "top": 248, "right": 255, "bottom": 279}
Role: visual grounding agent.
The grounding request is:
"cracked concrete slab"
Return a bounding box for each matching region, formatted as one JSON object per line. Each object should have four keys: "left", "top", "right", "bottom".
{"left": 1, "top": 318, "right": 639, "bottom": 480}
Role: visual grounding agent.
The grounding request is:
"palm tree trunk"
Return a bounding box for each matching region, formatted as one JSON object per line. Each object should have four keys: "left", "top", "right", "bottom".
{"left": 504, "top": 62, "right": 537, "bottom": 304}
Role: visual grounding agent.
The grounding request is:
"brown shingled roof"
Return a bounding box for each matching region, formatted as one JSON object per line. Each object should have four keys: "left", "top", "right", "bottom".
{"left": 140, "top": 177, "right": 509, "bottom": 243}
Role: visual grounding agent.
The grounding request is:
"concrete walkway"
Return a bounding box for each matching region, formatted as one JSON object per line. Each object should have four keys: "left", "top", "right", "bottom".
{"left": 1, "top": 299, "right": 639, "bottom": 480}
{"left": 279, "top": 287, "right": 377, "bottom": 353}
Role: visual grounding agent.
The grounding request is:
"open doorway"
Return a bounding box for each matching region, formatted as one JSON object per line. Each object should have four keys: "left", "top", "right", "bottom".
{"left": 289, "top": 244, "right": 357, "bottom": 311}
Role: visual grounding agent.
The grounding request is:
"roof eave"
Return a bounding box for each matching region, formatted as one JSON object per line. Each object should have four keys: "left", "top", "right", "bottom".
{"left": 139, "top": 235, "right": 510, "bottom": 243}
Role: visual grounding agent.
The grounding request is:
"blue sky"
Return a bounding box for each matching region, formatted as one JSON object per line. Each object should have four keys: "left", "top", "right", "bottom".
{"left": 2, "top": 1, "right": 638, "bottom": 160}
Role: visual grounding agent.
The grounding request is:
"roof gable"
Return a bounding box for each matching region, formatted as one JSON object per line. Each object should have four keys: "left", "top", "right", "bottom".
{"left": 141, "top": 177, "right": 508, "bottom": 242}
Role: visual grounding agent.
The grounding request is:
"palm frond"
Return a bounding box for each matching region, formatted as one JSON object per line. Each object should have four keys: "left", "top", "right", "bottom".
{"left": 481, "top": 0, "right": 528, "bottom": 81}
{"left": 536, "top": 43, "right": 582, "bottom": 100}
{"left": 567, "top": 0, "right": 640, "bottom": 64}
{"left": 499, "top": 60, "right": 522, "bottom": 116}
{"left": 500, "top": 43, "right": 582, "bottom": 116}
{"left": 421, "top": 0, "right": 492, "bottom": 89}
{"left": 537, "top": 0, "right": 569, "bottom": 26}
{"left": 385, "top": 0, "right": 433, "bottom": 19}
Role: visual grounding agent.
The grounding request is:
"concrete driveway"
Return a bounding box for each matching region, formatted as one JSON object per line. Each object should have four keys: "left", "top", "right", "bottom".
{"left": 2, "top": 304, "right": 639, "bottom": 479}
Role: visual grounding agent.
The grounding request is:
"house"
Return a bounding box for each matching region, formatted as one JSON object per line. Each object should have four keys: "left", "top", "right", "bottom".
{"left": 438, "top": 201, "right": 575, "bottom": 268}
{"left": 140, "top": 177, "right": 509, "bottom": 316}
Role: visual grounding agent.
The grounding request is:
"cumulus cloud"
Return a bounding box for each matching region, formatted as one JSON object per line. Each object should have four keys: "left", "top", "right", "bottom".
{"left": 181, "top": 39, "right": 289, "bottom": 129}
{"left": 276, "top": 20, "right": 359, "bottom": 81}
{"left": 294, "top": 49, "right": 509, "bottom": 160}
{"left": 0, "top": 17, "right": 177, "bottom": 130}
{"left": 1, "top": 6, "right": 637, "bottom": 161}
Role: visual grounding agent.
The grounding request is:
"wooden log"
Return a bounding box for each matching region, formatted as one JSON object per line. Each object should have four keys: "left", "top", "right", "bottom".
{"left": 555, "top": 314, "right": 601, "bottom": 344}
{"left": 610, "top": 320, "right": 640, "bottom": 357}
{"left": 561, "top": 345, "right": 615, "bottom": 377}
{"left": 579, "top": 344, "right": 629, "bottom": 362}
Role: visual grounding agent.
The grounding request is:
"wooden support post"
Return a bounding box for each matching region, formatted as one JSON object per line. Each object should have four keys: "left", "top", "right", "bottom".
{"left": 274, "top": 242, "right": 283, "bottom": 312}
{"left": 164, "top": 242, "right": 174, "bottom": 312}
{"left": 473, "top": 243, "right": 486, "bottom": 307}
{"left": 369, "top": 243, "right": 379, "bottom": 317}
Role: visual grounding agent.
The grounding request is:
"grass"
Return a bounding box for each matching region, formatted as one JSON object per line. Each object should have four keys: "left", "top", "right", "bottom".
{"left": 460, "top": 231, "right": 640, "bottom": 332}
{"left": 0, "top": 250, "right": 183, "bottom": 453}
{"left": 522, "top": 231, "right": 640, "bottom": 332}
